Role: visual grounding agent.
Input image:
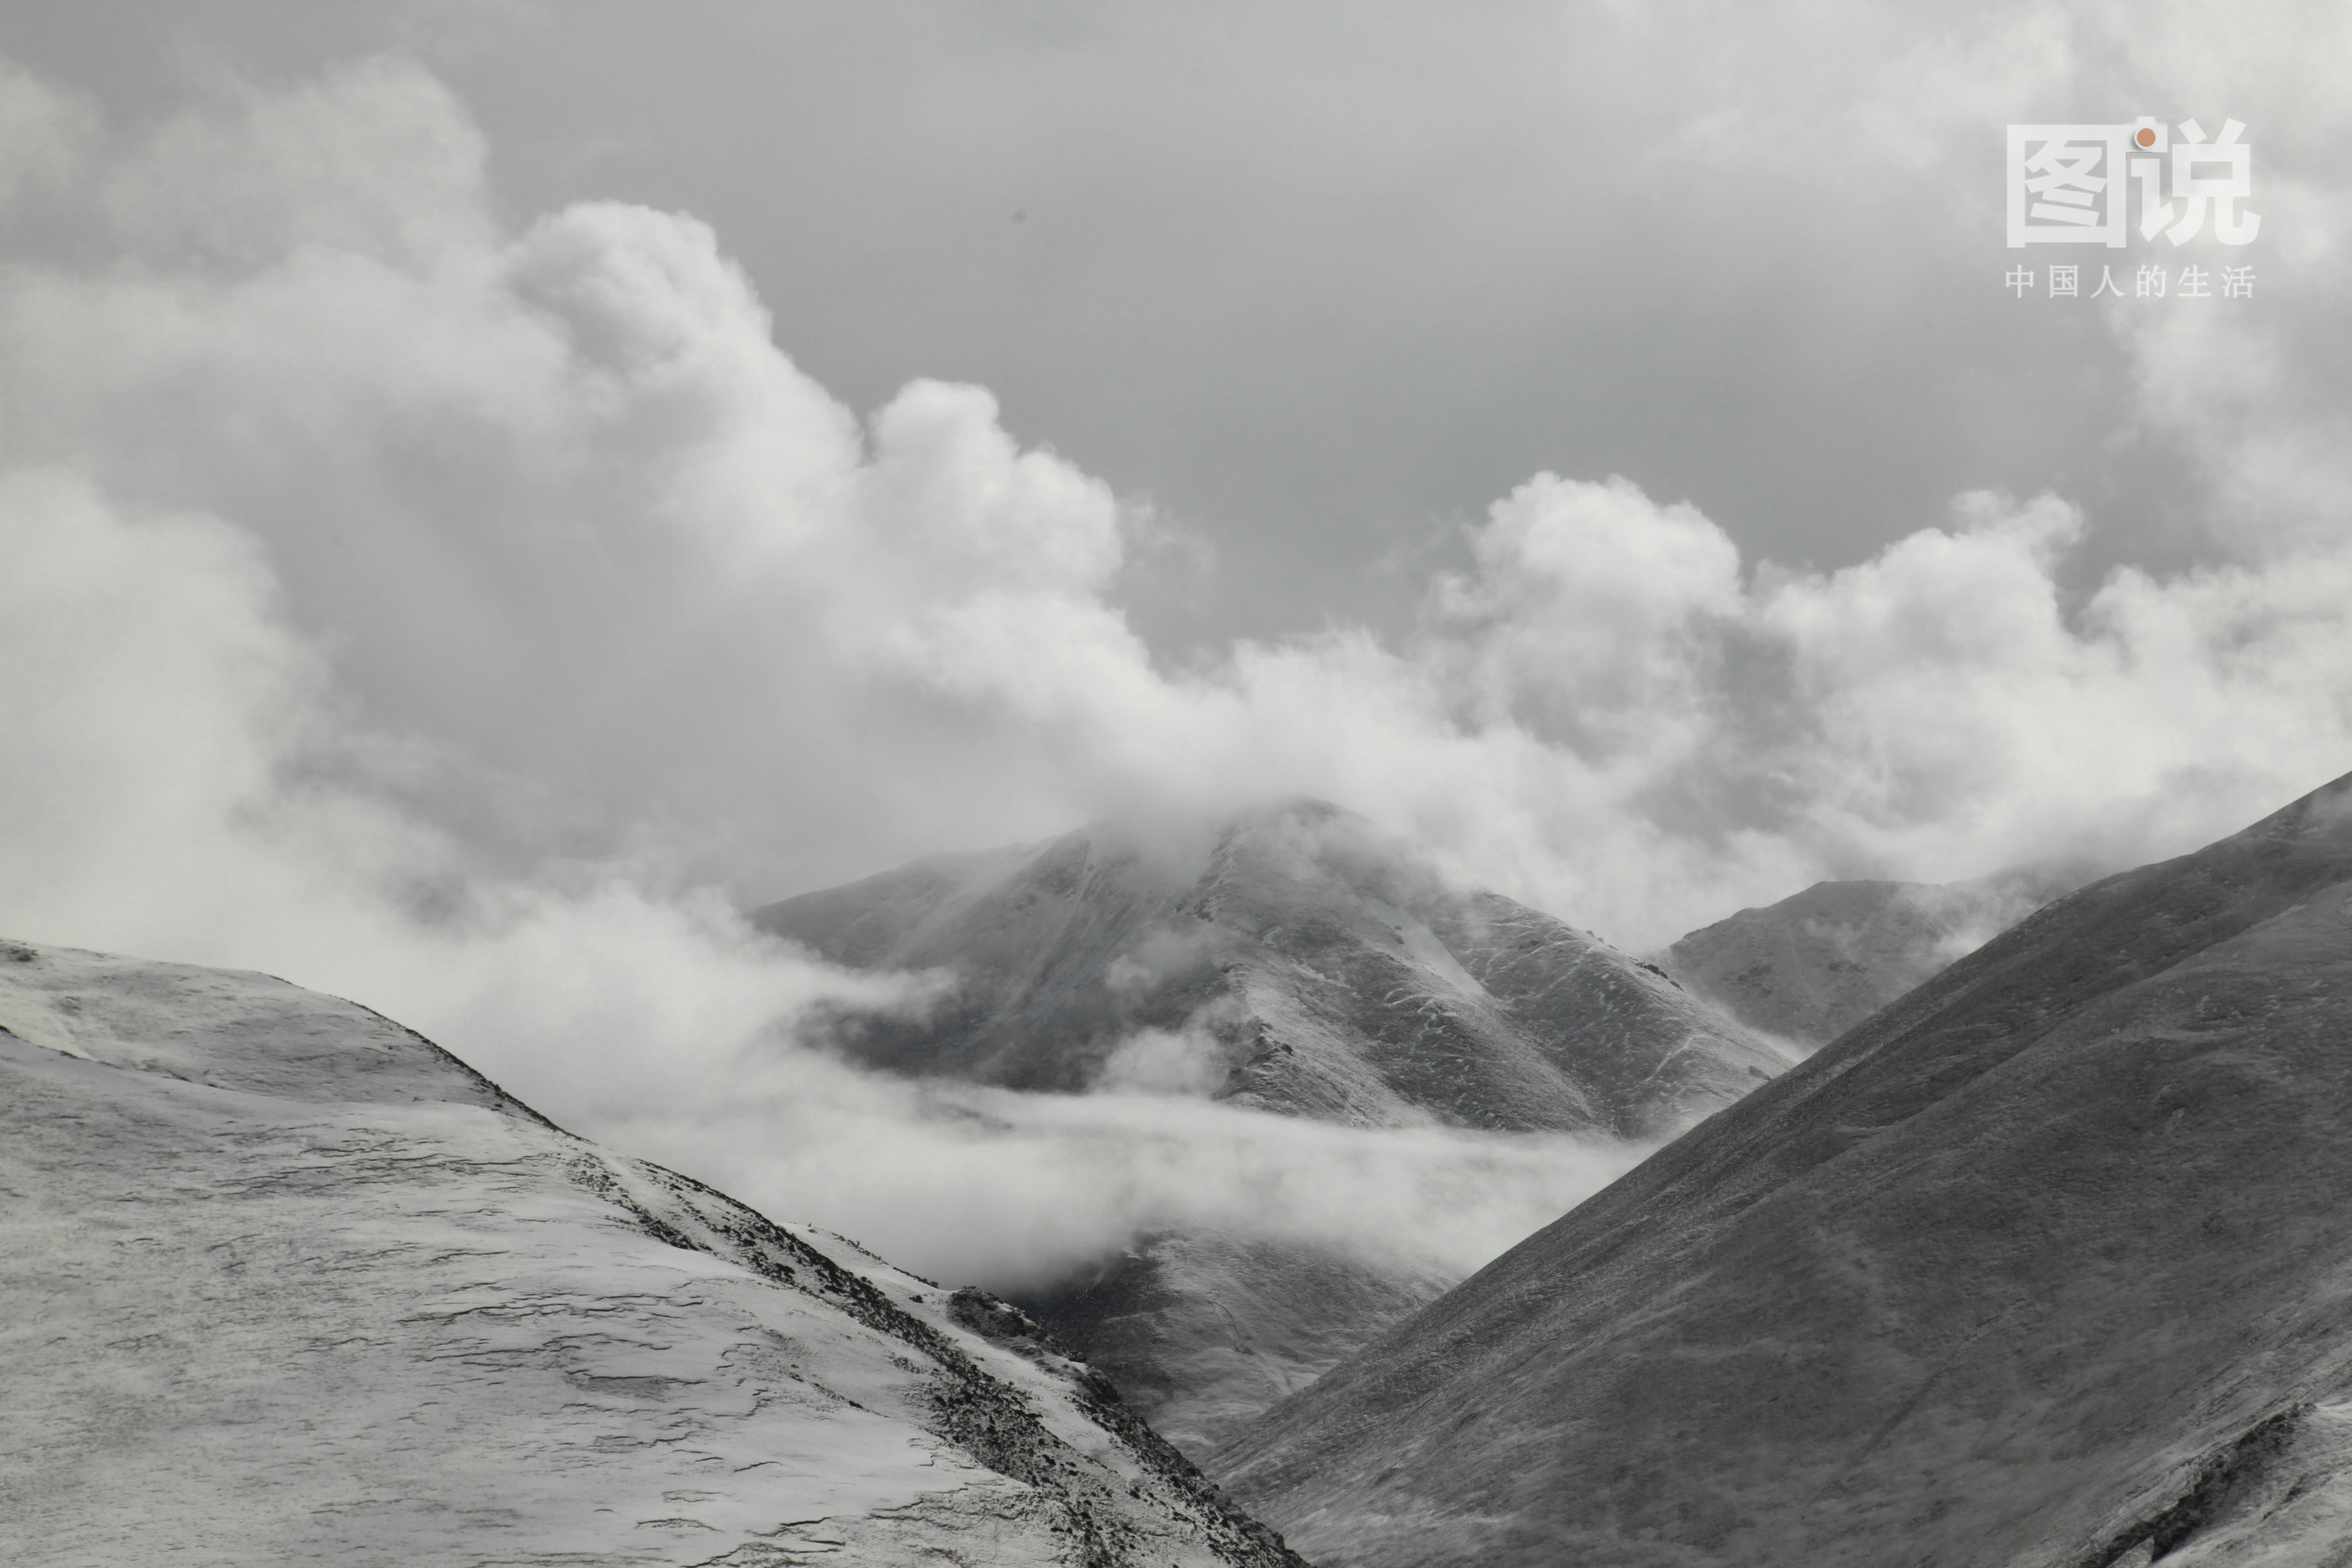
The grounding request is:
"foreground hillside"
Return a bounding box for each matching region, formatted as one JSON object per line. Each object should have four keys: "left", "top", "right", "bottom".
{"left": 0, "top": 943, "right": 1303, "bottom": 1567}
{"left": 1216, "top": 770, "right": 2352, "bottom": 1568}
{"left": 754, "top": 799, "right": 1791, "bottom": 1452}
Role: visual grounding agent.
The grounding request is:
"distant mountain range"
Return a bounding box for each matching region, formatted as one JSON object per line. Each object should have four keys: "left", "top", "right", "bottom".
{"left": 752, "top": 799, "right": 1796, "bottom": 1451}
{"left": 15, "top": 779, "right": 2273, "bottom": 1567}
{"left": 0, "top": 943, "right": 1303, "bottom": 1567}
{"left": 1213, "top": 770, "right": 2352, "bottom": 1568}
{"left": 1657, "top": 861, "right": 2098, "bottom": 1047}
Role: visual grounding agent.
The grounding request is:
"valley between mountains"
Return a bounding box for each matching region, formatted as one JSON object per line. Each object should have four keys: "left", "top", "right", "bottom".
{"left": 752, "top": 797, "right": 2079, "bottom": 1459}
{"left": 1219, "top": 771, "right": 2352, "bottom": 1568}
{"left": 18, "top": 776, "right": 2349, "bottom": 1567}
{"left": 752, "top": 799, "right": 1795, "bottom": 1454}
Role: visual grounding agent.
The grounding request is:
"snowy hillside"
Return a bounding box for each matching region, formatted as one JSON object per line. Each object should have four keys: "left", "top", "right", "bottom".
{"left": 757, "top": 799, "right": 1788, "bottom": 1137}
{"left": 0, "top": 942, "right": 1303, "bottom": 1567}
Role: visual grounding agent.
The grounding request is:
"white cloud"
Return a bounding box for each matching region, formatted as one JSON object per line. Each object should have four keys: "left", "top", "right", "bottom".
{"left": 597, "top": 1052, "right": 1646, "bottom": 1291}
{"left": 0, "top": 57, "right": 91, "bottom": 207}
{"left": 99, "top": 53, "right": 494, "bottom": 269}
{"left": 1092, "top": 1023, "right": 1228, "bottom": 1098}
{"left": 1, "top": 50, "right": 2348, "bottom": 1290}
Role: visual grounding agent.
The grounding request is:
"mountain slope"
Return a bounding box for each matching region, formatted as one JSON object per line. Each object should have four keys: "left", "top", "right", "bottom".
{"left": 1657, "top": 861, "right": 2095, "bottom": 1047}
{"left": 752, "top": 801, "right": 1792, "bottom": 1454}
{"left": 0, "top": 941, "right": 1303, "bottom": 1568}
{"left": 756, "top": 799, "right": 1787, "bottom": 1139}
{"left": 1214, "top": 770, "right": 2352, "bottom": 1568}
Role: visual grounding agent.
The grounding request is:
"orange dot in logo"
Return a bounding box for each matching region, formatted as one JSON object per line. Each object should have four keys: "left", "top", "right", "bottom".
{"left": 2136, "top": 126, "right": 2157, "bottom": 148}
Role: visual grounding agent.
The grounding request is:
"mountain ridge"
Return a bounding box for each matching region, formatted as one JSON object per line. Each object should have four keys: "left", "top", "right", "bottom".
{"left": 751, "top": 797, "right": 1795, "bottom": 1455}
{"left": 0, "top": 939, "right": 1305, "bottom": 1567}
{"left": 756, "top": 797, "right": 1792, "bottom": 1137}
{"left": 1655, "top": 859, "right": 2099, "bottom": 1047}
{"left": 1213, "top": 769, "right": 2352, "bottom": 1568}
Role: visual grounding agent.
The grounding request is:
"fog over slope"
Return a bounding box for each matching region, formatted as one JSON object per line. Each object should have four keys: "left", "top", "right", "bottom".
{"left": 755, "top": 799, "right": 1790, "bottom": 1452}
{"left": 0, "top": 940, "right": 1303, "bottom": 1567}
{"left": 1217, "top": 767, "right": 2352, "bottom": 1568}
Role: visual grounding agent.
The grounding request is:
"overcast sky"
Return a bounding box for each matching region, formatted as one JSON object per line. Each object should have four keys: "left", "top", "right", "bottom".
{"left": 14, "top": 1, "right": 2345, "bottom": 640}
{"left": 4, "top": 0, "right": 2352, "bottom": 921}
{"left": 2, "top": 3, "right": 2350, "bottom": 1271}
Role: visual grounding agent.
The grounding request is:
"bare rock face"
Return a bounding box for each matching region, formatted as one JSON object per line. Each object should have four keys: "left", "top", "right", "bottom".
{"left": 1657, "top": 861, "right": 2096, "bottom": 1049}
{"left": 0, "top": 942, "right": 1305, "bottom": 1568}
{"left": 1213, "top": 770, "right": 2352, "bottom": 1568}
{"left": 752, "top": 799, "right": 1792, "bottom": 1454}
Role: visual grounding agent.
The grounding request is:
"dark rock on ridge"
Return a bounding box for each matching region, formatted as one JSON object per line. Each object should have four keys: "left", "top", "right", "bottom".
{"left": 1214, "top": 769, "right": 2352, "bottom": 1568}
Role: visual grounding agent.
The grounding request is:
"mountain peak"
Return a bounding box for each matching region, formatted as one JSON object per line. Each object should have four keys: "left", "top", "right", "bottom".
{"left": 755, "top": 803, "right": 1786, "bottom": 1135}
{"left": 752, "top": 808, "right": 1792, "bottom": 1454}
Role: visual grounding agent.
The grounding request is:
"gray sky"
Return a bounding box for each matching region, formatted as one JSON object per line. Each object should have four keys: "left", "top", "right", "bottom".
{"left": 10, "top": 0, "right": 2316, "bottom": 654}
{"left": 3, "top": 0, "right": 2349, "bottom": 941}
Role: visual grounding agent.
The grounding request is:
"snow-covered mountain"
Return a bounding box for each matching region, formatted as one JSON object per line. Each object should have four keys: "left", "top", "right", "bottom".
{"left": 753, "top": 799, "right": 1794, "bottom": 1452}
{"left": 756, "top": 799, "right": 1786, "bottom": 1136}
{"left": 0, "top": 942, "right": 1304, "bottom": 1567}
{"left": 1213, "top": 769, "right": 2352, "bottom": 1568}
{"left": 1656, "top": 861, "right": 2095, "bottom": 1047}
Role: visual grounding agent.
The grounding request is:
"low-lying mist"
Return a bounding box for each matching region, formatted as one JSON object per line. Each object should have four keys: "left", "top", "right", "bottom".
{"left": 593, "top": 1019, "right": 1646, "bottom": 1291}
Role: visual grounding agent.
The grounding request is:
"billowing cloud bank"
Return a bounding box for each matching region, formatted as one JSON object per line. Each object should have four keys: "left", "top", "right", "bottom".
{"left": 1, "top": 54, "right": 2347, "bottom": 1286}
